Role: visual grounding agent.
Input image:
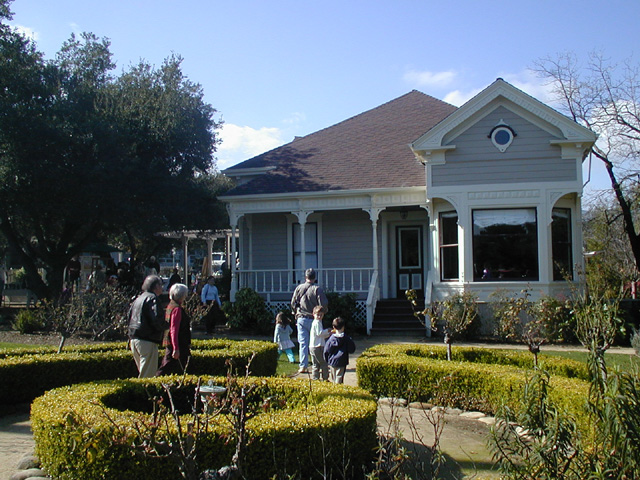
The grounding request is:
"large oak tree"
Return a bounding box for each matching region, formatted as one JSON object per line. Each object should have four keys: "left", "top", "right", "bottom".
{"left": 0, "top": 1, "right": 226, "bottom": 299}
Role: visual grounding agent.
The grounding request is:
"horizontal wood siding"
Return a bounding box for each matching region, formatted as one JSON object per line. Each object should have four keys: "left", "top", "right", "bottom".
{"left": 432, "top": 106, "right": 574, "bottom": 186}
{"left": 250, "top": 213, "right": 288, "bottom": 270}
{"left": 322, "top": 210, "right": 372, "bottom": 269}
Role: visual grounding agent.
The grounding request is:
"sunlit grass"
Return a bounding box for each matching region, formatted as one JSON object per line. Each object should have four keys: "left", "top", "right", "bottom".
{"left": 0, "top": 342, "right": 31, "bottom": 349}
{"left": 541, "top": 349, "right": 640, "bottom": 373}
{"left": 275, "top": 351, "right": 299, "bottom": 376}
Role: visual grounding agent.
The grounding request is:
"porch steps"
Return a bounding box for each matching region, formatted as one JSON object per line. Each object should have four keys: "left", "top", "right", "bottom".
{"left": 370, "top": 298, "right": 427, "bottom": 336}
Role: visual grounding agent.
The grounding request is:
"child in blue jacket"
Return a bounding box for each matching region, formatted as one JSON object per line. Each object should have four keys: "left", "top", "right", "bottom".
{"left": 323, "top": 316, "right": 356, "bottom": 384}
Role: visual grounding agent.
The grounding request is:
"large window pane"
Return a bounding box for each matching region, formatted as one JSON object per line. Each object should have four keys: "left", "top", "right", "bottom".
{"left": 552, "top": 208, "right": 572, "bottom": 280}
{"left": 293, "top": 222, "right": 318, "bottom": 271}
{"left": 473, "top": 208, "right": 538, "bottom": 281}
{"left": 439, "top": 212, "right": 459, "bottom": 281}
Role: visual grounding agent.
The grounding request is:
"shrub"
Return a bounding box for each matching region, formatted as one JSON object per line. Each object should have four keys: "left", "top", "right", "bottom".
{"left": 12, "top": 308, "right": 43, "bottom": 334}
{"left": 31, "top": 375, "right": 378, "bottom": 480}
{"left": 223, "top": 288, "right": 271, "bottom": 334}
{"left": 632, "top": 328, "right": 640, "bottom": 357}
{"left": 534, "top": 295, "right": 576, "bottom": 343}
{"left": 325, "top": 291, "right": 357, "bottom": 331}
{"left": 0, "top": 339, "right": 277, "bottom": 405}
{"left": 490, "top": 288, "right": 534, "bottom": 341}
{"left": 356, "top": 344, "right": 590, "bottom": 429}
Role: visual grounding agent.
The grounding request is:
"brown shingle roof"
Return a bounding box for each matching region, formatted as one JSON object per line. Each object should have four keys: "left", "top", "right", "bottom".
{"left": 224, "top": 90, "right": 457, "bottom": 196}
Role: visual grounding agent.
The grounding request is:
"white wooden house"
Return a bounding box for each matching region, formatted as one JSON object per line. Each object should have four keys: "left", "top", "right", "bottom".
{"left": 220, "top": 79, "right": 596, "bottom": 334}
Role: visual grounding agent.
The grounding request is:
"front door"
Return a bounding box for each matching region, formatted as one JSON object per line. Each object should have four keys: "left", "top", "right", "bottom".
{"left": 396, "top": 226, "right": 423, "bottom": 298}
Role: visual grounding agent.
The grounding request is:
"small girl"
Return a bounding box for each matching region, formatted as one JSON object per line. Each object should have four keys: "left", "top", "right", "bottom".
{"left": 273, "top": 312, "right": 296, "bottom": 363}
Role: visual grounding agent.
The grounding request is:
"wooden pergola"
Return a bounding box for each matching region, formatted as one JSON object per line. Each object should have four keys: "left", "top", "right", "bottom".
{"left": 156, "top": 229, "right": 236, "bottom": 286}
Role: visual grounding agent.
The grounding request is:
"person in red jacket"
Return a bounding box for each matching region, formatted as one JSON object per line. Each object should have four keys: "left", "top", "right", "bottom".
{"left": 157, "top": 283, "right": 191, "bottom": 376}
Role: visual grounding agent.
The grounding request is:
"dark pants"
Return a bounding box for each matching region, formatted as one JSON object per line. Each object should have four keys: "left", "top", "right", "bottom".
{"left": 204, "top": 301, "right": 221, "bottom": 334}
{"left": 156, "top": 347, "right": 190, "bottom": 376}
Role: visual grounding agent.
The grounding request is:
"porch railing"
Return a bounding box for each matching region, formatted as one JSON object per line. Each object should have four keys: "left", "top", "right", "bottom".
{"left": 365, "top": 271, "right": 379, "bottom": 335}
{"left": 235, "top": 268, "right": 374, "bottom": 296}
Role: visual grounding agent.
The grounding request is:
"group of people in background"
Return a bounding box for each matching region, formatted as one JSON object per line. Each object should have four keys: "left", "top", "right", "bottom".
{"left": 66, "top": 255, "right": 177, "bottom": 294}
{"left": 127, "top": 272, "right": 224, "bottom": 378}
{"left": 127, "top": 267, "right": 355, "bottom": 385}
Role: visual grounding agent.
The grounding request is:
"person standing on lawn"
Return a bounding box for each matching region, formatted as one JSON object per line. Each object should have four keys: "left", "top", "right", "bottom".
{"left": 291, "top": 268, "right": 328, "bottom": 374}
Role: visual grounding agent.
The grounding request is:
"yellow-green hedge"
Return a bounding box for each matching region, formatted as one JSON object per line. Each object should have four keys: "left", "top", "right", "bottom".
{"left": 357, "top": 344, "right": 590, "bottom": 423}
{"left": 31, "top": 375, "right": 378, "bottom": 480}
{"left": 0, "top": 339, "right": 277, "bottom": 405}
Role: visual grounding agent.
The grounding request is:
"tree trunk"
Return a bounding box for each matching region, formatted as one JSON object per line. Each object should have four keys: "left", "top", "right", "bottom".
{"left": 57, "top": 332, "right": 69, "bottom": 354}
{"left": 602, "top": 154, "right": 640, "bottom": 273}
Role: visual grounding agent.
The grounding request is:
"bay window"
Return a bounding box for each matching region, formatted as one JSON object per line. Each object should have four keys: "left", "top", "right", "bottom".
{"left": 473, "top": 208, "right": 538, "bottom": 281}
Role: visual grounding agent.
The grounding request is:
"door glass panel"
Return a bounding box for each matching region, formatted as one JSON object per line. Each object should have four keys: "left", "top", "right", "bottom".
{"left": 399, "top": 228, "right": 421, "bottom": 269}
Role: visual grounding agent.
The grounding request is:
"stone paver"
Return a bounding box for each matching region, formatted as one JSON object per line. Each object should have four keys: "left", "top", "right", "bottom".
{"left": 0, "top": 413, "right": 35, "bottom": 480}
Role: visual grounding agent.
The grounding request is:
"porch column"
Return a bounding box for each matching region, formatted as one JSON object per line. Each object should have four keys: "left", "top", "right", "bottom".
{"left": 295, "top": 210, "right": 312, "bottom": 279}
{"left": 228, "top": 206, "right": 242, "bottom": 302}
{"left": 182, "top": 235, "right": 189, "bottom": 287}
{"left": 206, "top": 237, "right": 213, "bottom": 277}
{"left": 366, "top": 208, "right": 383, "bottom": 336}
{"left": 367, "top": 208, "right": 383, "bottom": 273}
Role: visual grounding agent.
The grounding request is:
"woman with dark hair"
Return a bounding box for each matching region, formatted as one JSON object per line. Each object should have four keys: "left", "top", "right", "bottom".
{"left": 157, "top": 283, "right": 191, "bottom": 375}
{"left": 201, "top": 275, "right": 221, "bottom": 334}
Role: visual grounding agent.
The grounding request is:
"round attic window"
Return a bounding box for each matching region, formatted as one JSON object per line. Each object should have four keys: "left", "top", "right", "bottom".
{"left": 489, "top": 124, "right": 516, "bottom": 152}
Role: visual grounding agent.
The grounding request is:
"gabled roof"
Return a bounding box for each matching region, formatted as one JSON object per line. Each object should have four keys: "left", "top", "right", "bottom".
{"left": 412, "top": 78, "right": 597, "bottom": 157}
{"left": 222, "top": 91, "right": 457, "bottom": 196}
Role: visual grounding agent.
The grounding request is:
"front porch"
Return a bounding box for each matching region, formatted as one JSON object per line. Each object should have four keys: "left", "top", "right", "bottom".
{"left": 232, "top": 266, "right": 379, "bottom": 333}
{"left": 224, "top": 191, "right": 434, "bottom": 334}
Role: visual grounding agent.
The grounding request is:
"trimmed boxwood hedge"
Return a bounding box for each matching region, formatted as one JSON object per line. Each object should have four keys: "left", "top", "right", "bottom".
{"left": 356, "top": 344, "right": 590, "bottom": 425}
{"left": 0, "top": 339, "right": 278, "bottom": 405}
{"left": 31, "top": 375, "right": 378, "bottom": 480}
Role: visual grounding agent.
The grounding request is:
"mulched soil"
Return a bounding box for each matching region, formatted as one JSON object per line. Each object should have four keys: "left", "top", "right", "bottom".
{"left": 0, "top": 324, "right": 112, "bottom": 347}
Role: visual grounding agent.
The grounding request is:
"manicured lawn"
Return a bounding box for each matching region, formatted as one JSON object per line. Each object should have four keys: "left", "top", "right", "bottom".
{"left": 541, "top": 349, "right": 640, "bottom": 373}
{"left": 0, "top": 342, "right": 31, "bottom": 349}
{"left": 275, "top": 352, "right": 299, "bottom": 376}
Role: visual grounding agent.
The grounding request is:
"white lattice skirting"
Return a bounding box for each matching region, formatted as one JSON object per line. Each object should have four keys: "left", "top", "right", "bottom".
{"left": 266, "top": 300, "right": 367, "bottom": 328}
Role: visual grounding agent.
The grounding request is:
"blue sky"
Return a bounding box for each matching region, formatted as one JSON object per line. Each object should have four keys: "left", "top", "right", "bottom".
{"left": 8, "top": 0, "right": 638, "bottom": 194}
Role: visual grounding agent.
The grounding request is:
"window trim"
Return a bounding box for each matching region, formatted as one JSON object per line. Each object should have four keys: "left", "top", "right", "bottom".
{"left": 551, "top": 207, "right": 573, "bottom": 281}
{"left": 472, "top": 207, "right": 539, "bottom": 282}
{"left": 292, "top": 222, "right": 318, "bottom": 272}
{"left": 439, "top": 211, "right": 459, "bottom": 281}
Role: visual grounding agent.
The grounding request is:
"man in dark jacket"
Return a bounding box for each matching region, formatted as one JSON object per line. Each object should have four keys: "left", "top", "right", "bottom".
{"left": 128, "top": 275, "right": 168, "bottom": 377}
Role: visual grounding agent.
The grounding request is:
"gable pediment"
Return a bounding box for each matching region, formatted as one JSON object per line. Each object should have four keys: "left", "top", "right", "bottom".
{"left": 411, "top": 79, "right": 596, "bottom": 164}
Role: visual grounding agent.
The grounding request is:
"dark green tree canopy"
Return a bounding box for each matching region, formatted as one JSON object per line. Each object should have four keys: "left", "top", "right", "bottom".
{"left": 0, "top": 0, "right": 227, "bottom": 299}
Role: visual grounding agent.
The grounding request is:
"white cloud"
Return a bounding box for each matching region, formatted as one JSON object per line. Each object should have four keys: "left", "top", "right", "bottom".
{"left": 12, "top": 24, "right": 39, "bottom": 41}
{"left": 283, "top": 112, "right": 306, "bottom": 125}
{"left": 442, "top": 70, "right": 559, "bottom": 108}
{"left": 501, "top": 70, "right": 557, "bottom": 105}
{"left": 403, "top": 69, "right": 457, "bottom": 89}
{"left": 215, "top": 124, "right": 285, "bottom": 170}
{"left": 443, "top": 88, "right": 483, "bottom": 107}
